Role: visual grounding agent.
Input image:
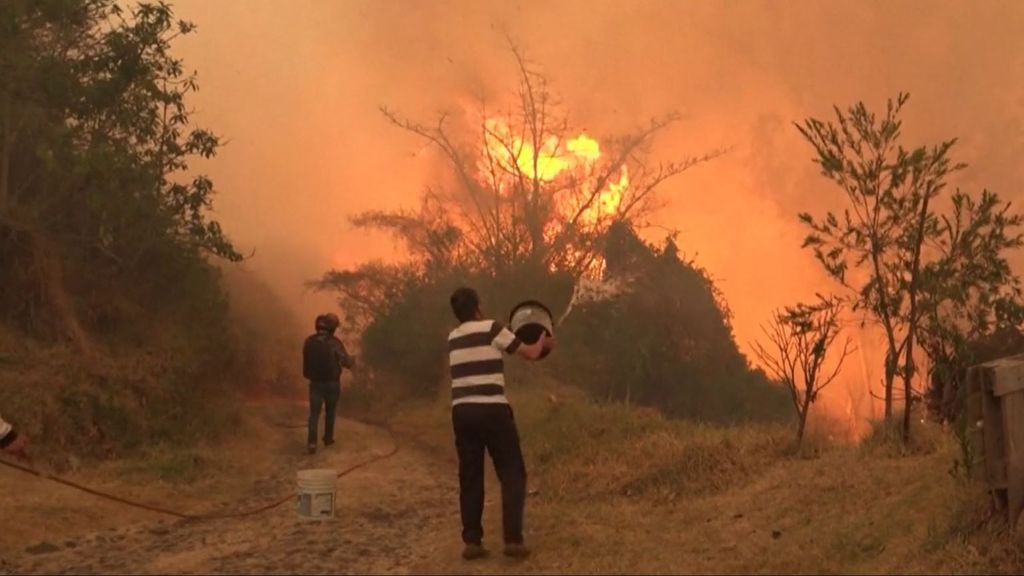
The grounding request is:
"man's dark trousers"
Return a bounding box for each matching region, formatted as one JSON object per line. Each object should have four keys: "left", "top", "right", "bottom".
{"left": 308, "top": 380, "right": 340, "bottom": 446}
{"left": 452, "top": 402, "right": 527, "bottom": 545}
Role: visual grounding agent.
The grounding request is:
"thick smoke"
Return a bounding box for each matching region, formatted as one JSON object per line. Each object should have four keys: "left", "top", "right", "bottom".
{"left": 173, "top": 0, "right": 1024, "bottom": 434}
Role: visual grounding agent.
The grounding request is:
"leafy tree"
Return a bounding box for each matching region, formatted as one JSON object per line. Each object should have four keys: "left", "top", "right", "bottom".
{"left": 753, "top": 296, "right": 855, "bottom": 445}
{"left": 918, "top": 190, "right": 1024, "bottom": 421}
{"left": 0, "top": 0, "right": 257, "bottom": 458}
{"left": 0, "top": 0, "right": 239, "bottom": 337}
{"left": 797, "top": 94, "right": 1024, "bottom": 442}
{"left": 797, "top": 93, "right": 964, "bottom": 440}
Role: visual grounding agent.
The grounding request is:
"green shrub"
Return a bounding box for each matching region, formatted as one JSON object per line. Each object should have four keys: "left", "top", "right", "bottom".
{"left": 552, "top": 225, "right": 791, "bottom": 423}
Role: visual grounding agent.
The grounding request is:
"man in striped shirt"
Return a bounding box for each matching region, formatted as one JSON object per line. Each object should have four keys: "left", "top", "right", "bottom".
{"left": 448, "top": 287, "right": 553, "bottom": 561}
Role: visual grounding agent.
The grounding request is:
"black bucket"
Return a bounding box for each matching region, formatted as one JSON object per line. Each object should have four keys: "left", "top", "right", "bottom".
{"left": 509, "top": 300, "right": 554, "bottom": 359}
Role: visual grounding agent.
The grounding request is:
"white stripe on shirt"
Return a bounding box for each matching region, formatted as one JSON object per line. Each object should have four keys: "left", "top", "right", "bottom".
{"left": 452, "top": 394, "right": 510, "bottom": 407}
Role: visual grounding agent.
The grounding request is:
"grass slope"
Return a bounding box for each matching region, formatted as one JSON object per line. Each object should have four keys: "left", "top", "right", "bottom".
{"left": 356, "top": 371, "right": 1024, "bottom": 574}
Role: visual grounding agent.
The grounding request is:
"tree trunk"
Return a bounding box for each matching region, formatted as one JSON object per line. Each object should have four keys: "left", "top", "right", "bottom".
{"left": 796, "top": 404, "right": 809, "bottom": 446}
{"left": 902, "top": 189, "right": 933, "bottom": 442}
{"left": 902, "top": 305, "right": 919, "bottom": 441}
{"left": 884, "top": 347, "right": 896, "bottom": 420}
{"left": 797, "top": 385, "right": 815, "bottom": 446}
{"left": 872, "top": 241, "right": 898, "bottom": 422}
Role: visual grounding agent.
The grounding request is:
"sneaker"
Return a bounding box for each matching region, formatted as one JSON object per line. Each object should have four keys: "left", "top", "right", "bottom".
{"left": 307, "top": 444, "right": 317, "bottom": 455}
{"left": 503, "top": 543, "right": 531, "bottom": 559}
{"left": 324, "top": 439, "right": 335, "bottom": 447}
{"left": 461, "top": 543, "right": 489, "bottom": 560}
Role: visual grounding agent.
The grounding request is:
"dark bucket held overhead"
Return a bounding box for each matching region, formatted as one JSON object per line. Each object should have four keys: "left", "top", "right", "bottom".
{"left": 509, "top": 300, "right": 554, "bottom": 359}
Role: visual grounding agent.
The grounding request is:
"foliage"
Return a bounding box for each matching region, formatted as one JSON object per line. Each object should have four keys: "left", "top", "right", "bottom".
{"left": 0, "top": 0, "right": 255, "bottom": 460}
{"left": 918, "top": 190, "right": 1024, "bottom": 421}
{"left": 553, "top": 223, "right": 791, "bottom": 422}
{"left": 331, "top": 263, "right": 574, "bottom": 399}
{"left": 795, "top": 93, "right": 1024, "bottom": 441}
{"left": 0, "top": 0, "right": 240, "bottom": 335}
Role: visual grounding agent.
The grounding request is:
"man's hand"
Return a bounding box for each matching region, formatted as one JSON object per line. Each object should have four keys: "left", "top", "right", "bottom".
{"left": 2, "top": 434, "right": 30, "bottom": 462}
{"left": 541, "top": 333, "right": 556, "bottom": 353}
{"left": 516, "top": 332, "right": 555, "bottom": 360}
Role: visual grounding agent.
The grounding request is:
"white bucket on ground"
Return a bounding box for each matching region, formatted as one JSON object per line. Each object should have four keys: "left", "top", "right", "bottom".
{"left": 296, "top": 469, "right": 337, "bottom": 520}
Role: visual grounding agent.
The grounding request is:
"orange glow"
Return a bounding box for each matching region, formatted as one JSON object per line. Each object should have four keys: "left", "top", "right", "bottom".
{"left": 601, "top": 165, "right": 628, "bottom": 217}
{"left": 566, "top": 134, "right": 601, "bottom": 162}
{"left": 480, "top": 117, "right": 625, "bottom": 223}
{"left": 170, "top": 0, "right": 1022, "bottom": 434}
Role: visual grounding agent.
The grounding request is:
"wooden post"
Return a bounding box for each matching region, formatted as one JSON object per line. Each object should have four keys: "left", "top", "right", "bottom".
{"left": 1002, "top": 392, "right": 1024, "bottom": 528}
{"left": 983, "top": 365, "right": 1008, "bottom": 491}
{"left": 992, "top": 359, "right": 1024, "bottom": 529}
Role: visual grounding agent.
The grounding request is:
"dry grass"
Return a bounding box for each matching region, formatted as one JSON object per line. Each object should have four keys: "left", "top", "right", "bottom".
{"left": 376, "top": 374, "right": 1024, "bottom": 574}
{"left": 0, "top": 401, "right": 303, "bottom": 558}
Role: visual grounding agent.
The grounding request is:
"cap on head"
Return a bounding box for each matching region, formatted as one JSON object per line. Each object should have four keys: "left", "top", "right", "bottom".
{"left": 315, "top": 313, "right": 341, "bottom": 333}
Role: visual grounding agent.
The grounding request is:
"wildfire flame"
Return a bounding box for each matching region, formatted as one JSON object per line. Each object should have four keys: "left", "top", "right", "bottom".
{"left": 481, "top": 118, "right": 627, "bottom": 223}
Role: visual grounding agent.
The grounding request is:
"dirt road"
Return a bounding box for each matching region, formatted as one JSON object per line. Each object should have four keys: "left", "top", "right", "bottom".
{"left": 2, "top": 400, "right": 1012, "bottom": 575}
{"left": 2, "top": 410, "right": 477, "bottom": 575}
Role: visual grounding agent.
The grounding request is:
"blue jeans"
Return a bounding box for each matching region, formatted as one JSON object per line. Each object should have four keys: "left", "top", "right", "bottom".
{"left": 308, "top": 380, "right": 340, "bottom": 446}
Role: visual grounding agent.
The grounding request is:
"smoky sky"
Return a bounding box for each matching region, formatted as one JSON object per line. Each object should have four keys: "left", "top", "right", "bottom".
{"left": 172, "top": 0, "right": 1024, "bottom": 430}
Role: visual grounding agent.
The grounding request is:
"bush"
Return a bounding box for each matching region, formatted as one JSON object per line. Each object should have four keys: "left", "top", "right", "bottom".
{"left": 344, "top": 223, "right": 789, "bottom": 424}
{"left": 552, "top": 225, "right": 791, "bottom": 423}
{"left": 357, "top": 264, "right": 574, "bottom": 399}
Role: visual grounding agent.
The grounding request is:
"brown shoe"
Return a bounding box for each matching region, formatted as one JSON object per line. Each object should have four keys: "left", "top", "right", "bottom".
{"left": 462, "top": 543, "right": 489, "bottom": 560}
{"left": 504, "top": 543, "right": 531, "bottom": 559}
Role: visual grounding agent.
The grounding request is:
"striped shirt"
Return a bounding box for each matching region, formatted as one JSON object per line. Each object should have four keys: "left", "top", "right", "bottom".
{"left": 448, "top": 320, "right": 522, "bottom": 406}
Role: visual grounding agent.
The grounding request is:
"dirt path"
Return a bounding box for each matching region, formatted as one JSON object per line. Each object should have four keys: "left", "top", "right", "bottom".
{"left": 1, "top": 401, "right": 1006, "bottom": 574}
{"left": 2, "top": 410, "right": 462, "bottom": 575}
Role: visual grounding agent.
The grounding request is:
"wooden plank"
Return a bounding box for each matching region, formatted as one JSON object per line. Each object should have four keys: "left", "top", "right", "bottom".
{"left": 982, "top": 353, "right": 1024, "bottom": 369}
{"left": 994, "top": 361, "right": 1024, "bottom": 397}
{"left": 1002, "top": 392, "right": 1024, "bottom": 528}
{"left": 983, "top": 367, "right": 1009, "bottom": 487}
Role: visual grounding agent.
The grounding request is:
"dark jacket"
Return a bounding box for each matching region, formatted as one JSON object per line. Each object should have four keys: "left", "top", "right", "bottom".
{"left": 303, "top": 331, "right": 354, "bottom": 382}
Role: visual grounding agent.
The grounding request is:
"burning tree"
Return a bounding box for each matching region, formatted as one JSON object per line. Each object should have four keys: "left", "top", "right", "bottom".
{"left": 314, "top": 41, "right": 726, "bottom": 398}
{"left": 753, "top": 296, "right": 855, "bottom": 445}
{"left": 318, "top": 42, "right": 723, "bottom": 335}
{"left": 363, "top": 42, "right": 720, "bottom": 280}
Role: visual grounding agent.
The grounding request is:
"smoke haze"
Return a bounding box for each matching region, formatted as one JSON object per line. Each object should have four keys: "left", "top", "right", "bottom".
{"left": 172, "top": 0, "right": 1024, "bottom": 433}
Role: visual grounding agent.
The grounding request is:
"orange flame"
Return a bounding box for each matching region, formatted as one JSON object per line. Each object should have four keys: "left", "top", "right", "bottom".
{"left": 481, "top": 118, "right": 626, "bottom": 223}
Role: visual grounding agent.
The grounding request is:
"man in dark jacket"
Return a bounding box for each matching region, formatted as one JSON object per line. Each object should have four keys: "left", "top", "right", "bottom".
{"left": 303, "top": 313, "right": 354, "bottom": 455}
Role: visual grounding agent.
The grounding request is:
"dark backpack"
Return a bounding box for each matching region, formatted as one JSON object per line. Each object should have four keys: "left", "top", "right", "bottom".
{"left": 303, "top": 333, "right": 341, "bottom": 381}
